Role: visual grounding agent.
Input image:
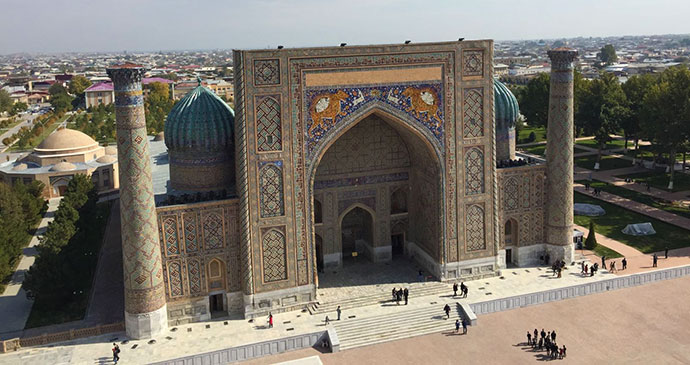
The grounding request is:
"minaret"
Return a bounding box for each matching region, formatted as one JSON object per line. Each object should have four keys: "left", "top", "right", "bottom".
{"left": 107, "top": 64, "right": 168, "bottom": 339}
{"left": 544, "top": 48, "right": 578, "bottom": 264}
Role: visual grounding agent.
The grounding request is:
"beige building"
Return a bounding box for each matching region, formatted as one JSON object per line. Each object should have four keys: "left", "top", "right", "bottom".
{"left": 0, "top": 128, "right": 119, "bottom": 198}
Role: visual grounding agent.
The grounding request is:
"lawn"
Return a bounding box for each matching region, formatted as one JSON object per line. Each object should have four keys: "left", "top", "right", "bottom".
{"left": 575, "top": 138, "right": 627, "bottom": 150}
{"left": 576, "top": 180, "right": 690, "bottom": 220}
{"left": 615, "top": 170, "right": 690, "bottom": 192}
{"left": 592, "top": 244, "right": 623, "bottom": 259}
{"left": 574, "top": 154, "right": 633, "bottom": 171}
{"left": 9, "top": 114, "right": 71, "bottom": 151}
{"left": 523, "top": 144, "right": 546, "bottom": 156}
{"left": 517, "top": 125, "right": 547, "bottom": 144}
{"left": 573, "top": 192, "right": 690, "bottom": 253}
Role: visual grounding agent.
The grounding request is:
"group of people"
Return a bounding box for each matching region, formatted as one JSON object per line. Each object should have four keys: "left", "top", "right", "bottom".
{"left": 526, "top": 328, "right": 566, "bottom": 360}
{"left": 580, "top": 261, "right": 600, "bottom": 276}
{"left": 551, "top": 260, "right": 567, "bottom": 278}
{"left": 452, "top": 282, "right": 468, "bottom": 298}
{"left": 392, "top": 287, "right": 409, "bottom": 305}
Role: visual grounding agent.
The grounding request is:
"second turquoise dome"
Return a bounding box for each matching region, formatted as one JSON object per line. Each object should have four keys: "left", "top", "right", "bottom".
{"left": 165, "top": 82, "right": 234, "bottom": 152}
{"left": 493, "top": 78, "right": 519, "bottom": 128}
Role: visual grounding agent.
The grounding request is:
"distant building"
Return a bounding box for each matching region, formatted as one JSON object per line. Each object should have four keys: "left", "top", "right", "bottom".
{"left": 205, "top": 79, "right": 233, "bottom": 100}
{"left": 84, "top": 77, "right": 175, "bottom": 108}
{"left": 0, "top": 128, "right": 118, "bottom": 198}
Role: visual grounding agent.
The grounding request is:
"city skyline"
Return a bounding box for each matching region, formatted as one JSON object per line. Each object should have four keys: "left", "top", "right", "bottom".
{"left": 1, "top": 0, "right": 689, "bottom": 54}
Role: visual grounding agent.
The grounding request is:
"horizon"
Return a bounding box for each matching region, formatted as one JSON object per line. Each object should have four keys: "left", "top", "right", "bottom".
{"left": 1, "top": 0, "right": 689, "bottom": 55}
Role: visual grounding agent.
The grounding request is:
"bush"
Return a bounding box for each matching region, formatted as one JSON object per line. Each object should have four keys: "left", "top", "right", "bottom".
{"left": 584, "top": 220, "right": 598, "bottom": 250}
{"left": 528, "top": 131, "right": 537, "bottom": 143}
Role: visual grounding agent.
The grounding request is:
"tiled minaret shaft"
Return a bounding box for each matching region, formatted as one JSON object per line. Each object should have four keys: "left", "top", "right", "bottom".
{"left": 544, "top": 49, "right": 578, "bottom": 264}
{"left": 107, "top": 65, "right": 168, "bottom": 339}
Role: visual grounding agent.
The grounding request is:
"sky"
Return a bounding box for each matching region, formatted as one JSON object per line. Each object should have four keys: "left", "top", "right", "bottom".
{"left": 1, "top": 0, "right": 689, "bottom": 54}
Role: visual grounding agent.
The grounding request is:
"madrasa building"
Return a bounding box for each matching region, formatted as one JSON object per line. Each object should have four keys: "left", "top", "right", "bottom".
{"left": 106, "top": 40, "right": 578, "bottom": 339}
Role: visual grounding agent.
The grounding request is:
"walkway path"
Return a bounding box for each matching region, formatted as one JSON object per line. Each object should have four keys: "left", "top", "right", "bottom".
{"left": 573, "top": 224, "right": 643, "bottom": 258}
{"left": 586, "top": 166, "right": 690, "bottom": 205}
{"left": 573, "top": 182, "right": 690, "bottom": 230}
{"left": 0, "top": 198, "right": 60, "bottom": 334}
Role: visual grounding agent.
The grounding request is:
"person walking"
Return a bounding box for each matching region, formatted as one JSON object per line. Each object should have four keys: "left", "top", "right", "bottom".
{"left": 665, "top": 247, "right": 669, "bottom": 259}
{"left": 336, "top": 306, "right": 341, "bottom": 321}
{"left": 562, "top": 345, "right": 567, "bottom": 358}
{"left": 455, "top": 319, "right": 460, "bottom": 333}
{"left": 268, "top": 313, "right": 273, "bottom": 328}
{"left": 541, "top": 329, "right": 546, "bottom": 339}
{"left": 392, "top": 287, "right": 397, "bottom": 302}
{"left": 112, "top": 343, "right": 120, "bottom": 364}
{"left": 461, "top": 283, "right": 468, "bottom": 298}
{"left": 601, "top": 255, "right": 606, "bottom": 270}
{"left": 653, "top": 254, "right": 658, "bottom": 267}
{"left": 527, "top": 331, "right": 532, "bottom": 345}
{"left": 403, "top": 288, "right": 409, "bottom": 305}
{"left": 325, "top": 315, "right": 330, "bottom": 325}
{"left": 396, "top": 289, "right": 401, "bottom": 305}
{"left": 551, "top": 330, "right": 556, "bottom": 342}
{"left": 610, "top": 261, "right": 616, "bottom": 273}
{"left": 584, "top": 264, "right": 588, "bottom": 276}
{"left": 453, "top": 282, "right": 458, "bottom": 297}
{"left": 462, "top": 319, "right": 467, "bottom": 334}
{"left": 622, "top": 257, "right": 627, "bottom": 270}
{"left": 534, "top": 329, "right": 538, "bottom": 343}
{"left": 443, "top": 304, "right": 451, "bottom": 319}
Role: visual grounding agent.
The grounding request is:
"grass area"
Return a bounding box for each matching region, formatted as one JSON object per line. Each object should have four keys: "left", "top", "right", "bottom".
{"left": 615, "top": 170, "right": 690, "bottom": 192}
{"left": 517, "top": 125, "right": 547, "bottom": 144}
{"left": 24, "top": 202, "right": 111, "bottom": 329}
{"left": 574, "top": 192, "right": 690, "bottom": 253}
{"left": 574, "top": 154, "right": 633, "bottom": 171}
{"left": 9, "top": 114, "right": 70, "bottom": 151}
{"left": 576, "top": 180, "right": 690, "bottom": 220}
{"left": 631, "top": 146, "right": 687, "bottom": 164}
{"left": 592, "top": 244, "right": 623, "bottom": 259}
{"left": 575, "top": 138, "right": 626, "bottom": 150}
{"left": 523, "top": 144, "right": 546, "bottom": 156}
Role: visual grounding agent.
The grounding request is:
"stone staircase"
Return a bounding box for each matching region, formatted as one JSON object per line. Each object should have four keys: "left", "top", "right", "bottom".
{"left": 310, "top": 281, "right": 450, "bottom": 315}
{"left": 331, "top": 301, "right": 464, "bottom": 351}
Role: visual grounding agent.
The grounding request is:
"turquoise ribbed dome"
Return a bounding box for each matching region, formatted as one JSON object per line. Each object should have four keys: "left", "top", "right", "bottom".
{"left": 493, "top": 78, "right": 519, "bottom": 128}
{"left": 165, "top": 82, "right": 234, "bottom": 152}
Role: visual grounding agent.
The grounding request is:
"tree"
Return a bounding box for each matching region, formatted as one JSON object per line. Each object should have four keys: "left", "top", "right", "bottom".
{"left": 641, "top": 65, "right": 690, "bottom": 190}
{"left": 68, "top": 75, "right": 92, "bottom": 95}
{"left": 50, "top": 93, "right": 74, "bottom": 113}
{"left": 9, "top": 102, "right": 28, "bottom": 116}
{"left": 577, "top": 72, "right": 628, "bottom": 167}
{"left": 48, "top": 83, "right": 67, "bottom": 97}
{"left": 517, "top": 73, "right": 550, "bottom": 128}
{"left": 0, "top": 89, "right": 12, "bottom": 113}
{"left": 598, "top": 44, "right": 618, "bottom": 65}
{"left": 144, "top": 82, "right": 174, "bottom": 134}
{"left": 584, "top": 221, "right": 598, "bottom": 250}
{"left": 622, "top": 74, "right": 657, "bottom": 154}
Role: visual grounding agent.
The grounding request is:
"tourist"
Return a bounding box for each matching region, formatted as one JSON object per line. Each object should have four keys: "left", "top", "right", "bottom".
{"left": 562, "top": 345, "right": 567, "bottom": 358}
{"left": 527, "top": 331, "right": 532, "bottom": 345}
{"left": 584, "top": 182, "right": 590, "bottom": 191}
{"left": 622, "top": 257, "right": 627, "bottom": 270}
{"left": 336, "top": 306, "right": 341, "bottom": 321}
{"left": 538, "top": 338, "right": 543, "bottom": 350}
{"left": 551, "top": 330, "right": 556, "bottom": 342}
{"left": 541, "top": 329, "right": 546, "bottom": 339}
{"left": 461, "top": 282, "right": 468, "bottom": 298}
{"left": 580, "top": 261, "right": 585, "bottom": 274}
{"left": 404, "top": 288, "right": 409, "bottom": 305}
{"left": 584, "top": 264, "right": 588, "bottom": 276}
{"left": 534, "top": 329, "right": 538, "bottom": 343}
{"left": 665, "top": 247, "right": 669, "bottom": 259}
{"left": 653, "top": 254, "right": 658, "bottom": 267}
{"left": 462, "top": 319, "right": 467, "bottom": 334}
{"left": 453, "top": 282, "right": 458, "bottom": 297}
{"left": 444, "top": 303, "right": 451, "bottom": 319}
{"left": 601, "top": 255, "right": 606, "bottom": 269}
{"left": 610, "top": 261, "right": 616, "bottom": 273}
{"left": 396, "top": 289, "right": 401, "bottom": 305}
{"left": 455, "top": 319, "right": 460, "bottom": 333}
{"left": 325, "top": 315, "right": 330, "bottom": 325}
{"left": 392, "top": 287, "right": 397, "bottom": 302}
{"left": 418, "top": 270, "right": 424, "bottom": 282}
{"left": 112, "top": 343, "right": 120, "bottom": 364}
{"left": 268, "top": 313, "right": 273, "bottom": 328}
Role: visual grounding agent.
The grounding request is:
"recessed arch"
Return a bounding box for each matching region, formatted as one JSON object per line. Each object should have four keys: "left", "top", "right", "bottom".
{"left": 206, "top": 257, "right": 227, "bottom": 293}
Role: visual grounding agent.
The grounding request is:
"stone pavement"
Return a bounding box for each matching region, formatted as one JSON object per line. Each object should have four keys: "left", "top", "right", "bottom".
{"left": 0, "top": 198, "right": 59, "bottom": 335}
{"left": 0, "top": 257, "right": 621, "bottom": 365}
{"left": 573, "top": 182, "right": 690, "bottom": 230}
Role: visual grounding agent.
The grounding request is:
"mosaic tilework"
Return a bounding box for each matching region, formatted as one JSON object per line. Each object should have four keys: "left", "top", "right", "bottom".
{"left": 520, "top": 214, "right": 530, "bottom": 246}
{"left": 261, "top": 229, "right": 287, "bottom": 283}
{"left": 168, "top": 261, "right": 184, "bottom": 297}
{"left": 254, "top": 59, "right": 280, "bottom": 86}
{"left": 466, "top": 204, "right": 486, "bottom": 251}
{"left": 533, "top": 174, "right": 544, "bottom": 208}
{"left": 187, "top": 259, "right": 202, "bottom": 294}
{"left": 465, "top": 147, "right": 484, "bottom": 195}
{"left": 203, "top": 212, "right": 224, "bottom": 249}
{"left": 305, "top": 83, "right": 444, "bottom": 157}
{"left": 463, "top": 50, "right": 484, "bottom": 77}
{"left": 463, "top": 88, "right": 483, "bottom": 138}
{"left": 163, "top": 216, "right": 180, "bottom": 256}
{"left": 504, "top": 177, "right": 519, "bottom": 211}
{"left": 259, "top": 162, "right": 285, "bottom": 218}
{"left": 256, "top": 96, "right": 282, "bottom": 151}
{"left": 183, "top": 213, "right": 198, "bottom": 253}
{"left": 521, "top": 176, "right": 531, "bottom": 209}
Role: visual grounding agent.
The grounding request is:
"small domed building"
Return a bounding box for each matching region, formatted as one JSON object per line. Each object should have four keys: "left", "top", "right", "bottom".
{"left": 164, "top": 79, "right": 235, "bottom": 194}
{"left": 0, "top": 128, "right": 118, "bottom": 198}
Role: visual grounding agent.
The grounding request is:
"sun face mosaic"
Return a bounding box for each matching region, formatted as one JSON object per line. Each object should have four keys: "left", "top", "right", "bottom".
{"left": 304, "top": 82, "right": 445, "bottom": 157}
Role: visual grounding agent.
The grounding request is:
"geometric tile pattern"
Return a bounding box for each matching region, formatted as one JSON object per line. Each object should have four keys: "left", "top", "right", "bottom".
{"left": 254, "top": 59, "right": 280, "bottom": 86}
{"left": 465, "top": 147, "right": 484, "bottom": 195}
{"left": 463, "top": 50, "right": 484, "bottom": 77}
{"left": 163, "top": 216, "right": 180, "bottom": 256}
{"left": 463, "top": 88, "right": 483, "bottom": 138}
{"left": 261, "top": 229, "right": 287, "bottom": 283}
{"left": 203, "top": 212, "right": 224, "bottom": 249}
{"left": 259, "top": 162, "right": 285, "bottom": 218}
{"left": 183, "top": 213, "right": 198, "bottom": 253}
{"left": 533, "top": 174, "right": 544, "bottom": 208}
{"left": 504, "top": 177, "right": 519, "bottom": 211}
{"left": 168, "top": 261, "right": 184, "bottom": 297}
{"left": 521, "top": 176, "right": 531, "bottom": 209}
{"left": 187, "top": 259, "right": 202, "bottom": 294}
{"left": 466, "top": 204, "right": 486, "bottom": 251}
{"left": 256, "top": 96, "right": 282, "bottom": 151}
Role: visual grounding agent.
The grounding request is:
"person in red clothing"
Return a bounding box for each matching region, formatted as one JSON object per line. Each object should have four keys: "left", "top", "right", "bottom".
{"left": 268, "top": 313, "right": 273, "bottom": 328}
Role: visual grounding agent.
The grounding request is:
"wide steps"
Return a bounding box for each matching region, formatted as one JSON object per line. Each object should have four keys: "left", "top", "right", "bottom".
{"left": 314, "top": 282, "right": 450, "bottom": 315}
{"left": 332, "top": 302, "right": 464, "bottom": 351}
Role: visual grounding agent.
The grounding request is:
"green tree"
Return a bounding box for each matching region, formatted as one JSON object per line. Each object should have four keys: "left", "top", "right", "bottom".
{"left": 641, "top": 65, "right": 690, "bottom": 190}
{"left": 68, "top": 75, "right": 92, "bottom": 95}
{"left": 622, "top": 74, "right": 657, "bottom": 153}
{"left": 584, "top": 221, "right": 598, "bottom": 250}
{"left": 598, "top": 44, "right": 618, "bottom": 65}
{"left": 577, "top": 72, "right": 628, "bottom": 167}
{"left": 48, "top": 83, "right": 67, "bottom": 97}
{"left": 9, "top": 102, "right": 28, "bottom": 116}
{"left": 0, "top": 89, "right": 12, "bottom": 113}
{"left": 144, "top": 82, "right": 174, "bottom": 134}
{"left": 50, "top": 93, "right": 74, "bottom": 113}
{"left": 0, "top": 183, "right": 30, "bottom": 281}
{"left": 517, "top": 73, "right": 550, "bottom": 128}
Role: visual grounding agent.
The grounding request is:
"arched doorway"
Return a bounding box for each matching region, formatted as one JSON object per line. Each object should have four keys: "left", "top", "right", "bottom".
{"left": 207, "top": 258, "right": 226, "bottom": 315}
{"left": 309, "top": 107, "right": 443, "bottom": 283}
